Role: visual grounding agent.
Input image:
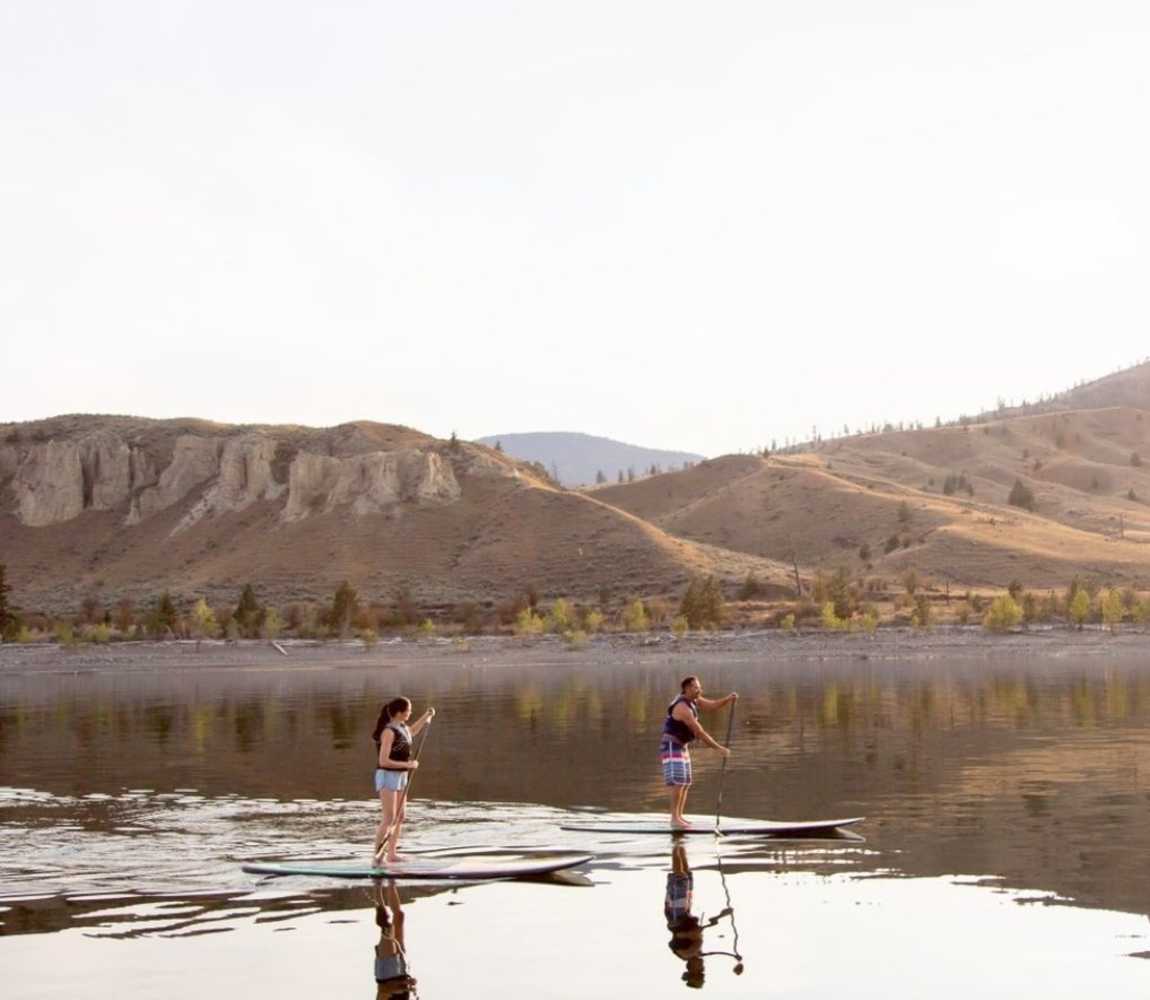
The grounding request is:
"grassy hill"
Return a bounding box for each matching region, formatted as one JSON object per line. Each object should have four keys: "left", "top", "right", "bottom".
{"left": 0, "top": 416, "right": 789, "bottom": 614}
{"left": 595, "top": 366, "right": 1150, "bottom": 590}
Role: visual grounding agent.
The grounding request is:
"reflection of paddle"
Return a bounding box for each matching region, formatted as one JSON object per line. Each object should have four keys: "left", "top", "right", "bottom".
{"left": 713, "top": 851, "right": 745, "bottom": 974}
{"left": 713, "top": 699, "right": 737, "bottom": 834}
{"left": 376, "top": 716, "right": 433, "bottom": 863}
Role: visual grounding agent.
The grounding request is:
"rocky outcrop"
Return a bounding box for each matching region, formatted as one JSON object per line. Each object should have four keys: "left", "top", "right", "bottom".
{"left": 7, "top": 432, "right": 142, "bottom": 526}
{"left": 173, "top": 434, "right": 283, "bottom": 532}
{"left": 78, "top": 430, "right": 132, "bottom": 510}
{"left": 127, "top": 436, "right": 222, "bottom": 524}
{"left": 1, "top": 422, "right": 480, "bottom": 530}
{"left": 12, "top": 440, "right": 85, "bottom": 526}
{"left": 282, "top": 448, "right": 460, "bottom": 521}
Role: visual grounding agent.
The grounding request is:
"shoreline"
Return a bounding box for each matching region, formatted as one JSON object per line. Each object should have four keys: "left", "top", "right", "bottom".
{"left": 1, "top": 624, "right": 1145, "bottom": 673}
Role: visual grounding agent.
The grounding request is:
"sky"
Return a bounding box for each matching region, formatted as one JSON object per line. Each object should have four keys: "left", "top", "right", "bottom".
{"left": 2, "top": 1, "right": 1149, "bottom": 456}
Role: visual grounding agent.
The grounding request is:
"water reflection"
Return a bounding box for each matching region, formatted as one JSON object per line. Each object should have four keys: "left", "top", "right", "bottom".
{"left": 372, "top": 882, "right": 416, "bottom": 999}
{"left": 664, "top": 843, "right": 744, "bottom": 989}
{"left": 4, "top": 654, "right": 1150, "bottom": 927}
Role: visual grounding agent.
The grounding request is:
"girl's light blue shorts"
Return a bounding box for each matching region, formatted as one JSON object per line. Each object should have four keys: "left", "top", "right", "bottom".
{"left": 374, "top": 768, "right": 409, "bottom": 793}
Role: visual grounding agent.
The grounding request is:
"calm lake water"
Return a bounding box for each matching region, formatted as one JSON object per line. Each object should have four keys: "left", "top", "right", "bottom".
{"left": 3, "top": 647, "right": 1150, "bottom": 997}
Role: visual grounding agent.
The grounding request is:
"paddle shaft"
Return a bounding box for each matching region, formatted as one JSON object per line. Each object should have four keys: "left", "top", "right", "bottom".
{"left": 713, "top": 699, "right": 737, "bottom": 830}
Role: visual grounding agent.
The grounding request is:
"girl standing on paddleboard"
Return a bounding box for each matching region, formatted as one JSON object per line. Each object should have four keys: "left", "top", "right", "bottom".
{"left": 661, "top": 676, "right": 736, "bottom": 829}
{"left": 372, "top": 697, "right": 435, "bottom": 863}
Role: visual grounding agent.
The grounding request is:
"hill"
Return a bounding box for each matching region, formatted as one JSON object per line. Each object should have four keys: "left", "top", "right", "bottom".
{"left": 596, "top": 404, "right": 1150, "bottom": 590}
{"left": 475, "top": 432, "right": 704, "bottom": 487}
{"left": 0, "top": 416, "right": 789, "bottom": 613}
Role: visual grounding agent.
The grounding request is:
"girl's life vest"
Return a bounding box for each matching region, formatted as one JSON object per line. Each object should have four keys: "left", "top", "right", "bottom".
{"left": 375, "top": 722, "right": 412, "bottom": 768}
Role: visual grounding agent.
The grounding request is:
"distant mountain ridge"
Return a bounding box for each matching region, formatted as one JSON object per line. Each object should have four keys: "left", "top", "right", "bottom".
{"left": 475, "top": 432, "right": 705, "bottom": 487}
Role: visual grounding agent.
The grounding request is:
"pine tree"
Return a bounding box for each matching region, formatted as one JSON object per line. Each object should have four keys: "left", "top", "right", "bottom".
{"left": 234, "top": 584, "right": 262, "bottom": 637}
{"left": 331, "top": 581, "right": 359, "bottom": 636}
{"left": 679, "top": 579, "right": 702, "bottom": 629}
{"left": 700, "top": 576, "right": 725, "bottom": 627}
{"left": 150, "top": 592, "right": 178, "bottom": 636}
{"left": 0, "top": 563, "right": 10, "bottom": 635}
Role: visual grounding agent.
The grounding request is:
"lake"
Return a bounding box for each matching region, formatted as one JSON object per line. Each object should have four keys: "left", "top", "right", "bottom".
{"left": 3, "top": 646, "right": 1150, "bottom": 997}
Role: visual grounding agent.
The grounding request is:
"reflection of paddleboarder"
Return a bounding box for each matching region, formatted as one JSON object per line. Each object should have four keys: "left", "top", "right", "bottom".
{"left": 373, "top": 881, "right": 416, "bottom": 999}
{"left": 664, "top": 844, "right": 741, "bottom": 989}
{"left": 661, "top": 676, "right": 737, "bottom": 829}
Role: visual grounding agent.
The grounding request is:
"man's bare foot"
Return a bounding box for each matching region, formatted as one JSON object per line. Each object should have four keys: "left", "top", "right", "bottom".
{"left": 671, "top": 818, "right": 693, "bottom": 829}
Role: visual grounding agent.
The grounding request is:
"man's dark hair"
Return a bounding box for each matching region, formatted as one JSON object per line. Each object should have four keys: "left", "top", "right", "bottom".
{"left": 680, "top": 675, "right": 699, "bottom": 693}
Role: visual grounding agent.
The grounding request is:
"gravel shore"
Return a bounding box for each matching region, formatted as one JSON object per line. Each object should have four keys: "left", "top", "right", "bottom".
{"left": 1, "top": 624, "right": 1144, "bottom": 673}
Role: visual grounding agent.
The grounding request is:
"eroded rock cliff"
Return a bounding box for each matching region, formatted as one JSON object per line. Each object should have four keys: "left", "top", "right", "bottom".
{"left": 0, "top": 418, "right": 500, "bottom": 531}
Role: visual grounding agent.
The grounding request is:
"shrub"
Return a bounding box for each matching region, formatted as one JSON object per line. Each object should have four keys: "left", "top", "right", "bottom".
{"left": 884, "top": 534, "right": 900, "bottom": 554}
{"left": 261, "top": 608, "right": 283, "bottom": 640}
{"left": 417, "top": 618, "right": 437, "bottom": 638}
{"left": 1100, "top": 589, "right": 1125, "bottom": 631}
{"left": 54, "top": 621, "right": 76, "bottom": 646}
{"left": 546, "top": 598, "right": 575, "bottom": 634}
{"left": 583, "top": 609, "right": 605, "bottom": 634}
{"left": 912, "top": 595, "right": 931, "bottom": 628}
{"left": 858, "top": 543, "right": 871, "bottom": 562}
{"left": 671, "top": 615, "right": 689, "bottom": 638}
{"left": 620, "top": 599, "right": 649, "bottom": 633}
{"left": 903, "top": 570, "right": 919, "bottom": 596}
{"left": 453, "top": 637, "right": 472, "bottom": 653}
{"left": 1021, "top": 592, "right": 1039, "bottom": 623}
{"left": 453, "top": 601, "right": 484, "bottom": 634}
{"left": 359, "top": 628, "right": 379, "bottom": 648}
{"left": 984, "top": 595, "right": 1022, "bottom": 632}
{"left": 780, "top": 613, "right": 796, "bottom": 632}
{"left": 860, "top": 609, "right": 879, "bottom": 633}
{"left": 190, "top": 598, "right": 218, "bottom": 642}
{"left": 85, "top": 623, "right": 112, "bottom": 644}
{"left": 1133, "top": 598, "right": 1150, "bottom": 625}
{"left": 646, "top": 596, "right": 671, "bottom": 627}
{"left": 821, "top": 602, "right": 843, "bottom": 630}
{"left": 1008, "top": 479, "right": 1036, "bottom": 511}
{"left": 514, "top": 607, "right": 545, "bottom": 636}
{"left": 738, "top": 572, "right": 764, "bottom": 600}
{"left": 1069, "top": 589, "right": 1091, "bottom": 629}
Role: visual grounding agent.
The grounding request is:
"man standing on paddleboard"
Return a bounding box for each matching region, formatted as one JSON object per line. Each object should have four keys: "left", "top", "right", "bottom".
{"left": 662, "top": 676, "right": 737, "bottom": 829}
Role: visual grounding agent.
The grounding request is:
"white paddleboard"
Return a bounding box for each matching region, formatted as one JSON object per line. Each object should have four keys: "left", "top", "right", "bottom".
{"left": 242, "top": 851, "right": 592, "bottom": 880}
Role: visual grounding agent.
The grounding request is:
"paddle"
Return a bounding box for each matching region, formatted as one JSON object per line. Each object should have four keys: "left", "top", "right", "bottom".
{"left": 713, "top": 698, "right": 737, "bottom": 835}
{"left": 375, "top": 713, "right": 433, "bottom": 862}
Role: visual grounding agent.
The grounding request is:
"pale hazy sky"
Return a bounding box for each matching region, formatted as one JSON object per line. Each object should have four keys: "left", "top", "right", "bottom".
{"left": 2, "top": 2, "right": 1148, "bottom": 455}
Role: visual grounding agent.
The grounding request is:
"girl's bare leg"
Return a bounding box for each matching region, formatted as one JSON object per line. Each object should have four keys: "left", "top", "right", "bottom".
{"left": 387, "top": 793, "right": 407, "bottom": 862}
{"left": 374, "top": 790, "right": 398, "bottom": 862}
